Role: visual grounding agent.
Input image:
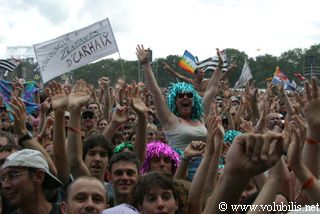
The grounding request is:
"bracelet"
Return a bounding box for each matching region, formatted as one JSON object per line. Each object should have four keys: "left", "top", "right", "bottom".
{"left": 67, "top": 126, "right": 82, "bottom": 134}
{"left": 181, "top": 154, "right": 190, "bottom": 162}
{"left": 302, "top": 176, "right": 315, "bottom": 189}
{"left": 306, "top": 138, "right": 319, "bottom": 145}
{"left": 140, "top": 60, "right": 149, "bottom": 65}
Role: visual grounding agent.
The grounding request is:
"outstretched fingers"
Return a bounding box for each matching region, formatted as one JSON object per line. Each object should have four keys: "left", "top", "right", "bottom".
{"left": 9, "top": 97, "right": 25, "bottom": 120}
{"left": 243, "top": 132, "right": 284, "bottom": 163}
{"left": 304, "top": 81, "right": 312, "bottom": 101}
{"left": 311, "top": 77, "right": 319, "bottom": 100}
{"left": 265, "top": 132, "right": 284, "bottom": 162}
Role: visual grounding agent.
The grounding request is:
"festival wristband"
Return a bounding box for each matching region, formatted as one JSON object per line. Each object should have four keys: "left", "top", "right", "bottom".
{"left": 140, "top": 60, "right": 149, "bottom": 65}
{"left": 67, "top": 126, "right": 82, "bottom": 134}
{"left": 302, "top": 176, "right": 315, "bottom": 189}
{"left": 306, "top": 138, "right": 320, "bottom": 145}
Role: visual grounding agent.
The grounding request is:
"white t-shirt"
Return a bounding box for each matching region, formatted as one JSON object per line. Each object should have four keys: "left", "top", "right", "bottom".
{"left": 102, "top": 203, "right": 139, "bottom": 214}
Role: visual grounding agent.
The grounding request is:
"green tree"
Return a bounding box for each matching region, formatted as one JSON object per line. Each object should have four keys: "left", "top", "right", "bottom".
{"left": 225, "top": 48, "right": 248, "bottom": 86}
{"left": 278, "top": 48, "right": 304, "bottom": 81}
{"left": 250, "top": 54, "right": 279, "bottom": 88}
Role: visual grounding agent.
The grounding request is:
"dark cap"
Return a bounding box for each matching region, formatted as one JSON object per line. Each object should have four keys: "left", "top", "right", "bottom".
{"left": 82, "top": 109, "right": 95, "bottom": 117}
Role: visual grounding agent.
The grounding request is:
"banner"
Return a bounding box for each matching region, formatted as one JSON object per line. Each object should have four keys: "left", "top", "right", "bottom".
{"left": 0, "top": 58, "right": 21, "bottom": 72}
{"left": 284, "top": 80, "right": 297, "bottom": 91}
{"left": 0, "top": 80, "right": 39, "bottom": 119}
{"left": 234, "top": 59, "right": 253, "bottom": 88}
{"left": 33, "top": 18, "right": 118, "bottom": 83}
{"left": 196, "top": 50, "right": 228, "bottom": 72}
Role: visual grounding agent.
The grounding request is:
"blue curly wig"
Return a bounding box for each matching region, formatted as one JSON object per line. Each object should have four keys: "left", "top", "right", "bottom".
{"left": 224, "top": 130, "right": 242, "bottom": 144}
{"left": 167, "top": 82, "right": 203, "bottom": 121}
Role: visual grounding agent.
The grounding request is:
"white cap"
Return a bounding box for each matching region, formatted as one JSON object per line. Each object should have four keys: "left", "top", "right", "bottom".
{"left": 2, "top": 149, "right": 62, "bottom": 189}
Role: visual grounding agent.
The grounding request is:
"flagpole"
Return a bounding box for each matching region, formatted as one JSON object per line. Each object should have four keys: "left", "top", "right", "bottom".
{"left": 13, "top": 68, "right": 16, "bottom": 81}
{"left": 69, "top": 69, "right": 73, "bottom": 86}
{"left": 117, "top": 52, "right": 125, "bottom": 77}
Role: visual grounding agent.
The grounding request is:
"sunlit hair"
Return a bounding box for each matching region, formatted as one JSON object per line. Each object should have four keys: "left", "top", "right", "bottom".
{"left": 166, "top": 82, "right": 203, "bottom": 121}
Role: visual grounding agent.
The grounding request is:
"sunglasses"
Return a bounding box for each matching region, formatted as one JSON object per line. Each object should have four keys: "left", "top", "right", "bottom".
{"left": 123, "top": 132, "right": 131, "bottom": 135}
{"left": 177, "top": 93, "right": 193, "bottom": 99}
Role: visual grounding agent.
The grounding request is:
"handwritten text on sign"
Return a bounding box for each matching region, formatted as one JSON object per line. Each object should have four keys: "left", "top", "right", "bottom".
{"left": 34, "top": 18, "right": 118, "bottom": 83}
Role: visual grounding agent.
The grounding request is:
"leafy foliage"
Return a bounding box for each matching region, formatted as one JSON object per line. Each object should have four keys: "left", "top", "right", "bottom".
{"left": 13, "top": 43, "right": 320, "bottom": 88}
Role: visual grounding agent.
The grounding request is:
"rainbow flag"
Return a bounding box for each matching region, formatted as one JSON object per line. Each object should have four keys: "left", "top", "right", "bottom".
{"left": 178, "top": 50, "right": 197, "bottom": 74}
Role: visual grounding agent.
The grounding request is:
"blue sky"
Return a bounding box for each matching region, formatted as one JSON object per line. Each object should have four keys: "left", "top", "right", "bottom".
{"left": 1, "top": 0, "right": 320, "bottom": 61}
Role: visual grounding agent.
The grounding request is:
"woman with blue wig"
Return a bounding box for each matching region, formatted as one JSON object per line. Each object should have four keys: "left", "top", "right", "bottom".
{"left": 136, "top": 45, "right": 223, "bottom": 180}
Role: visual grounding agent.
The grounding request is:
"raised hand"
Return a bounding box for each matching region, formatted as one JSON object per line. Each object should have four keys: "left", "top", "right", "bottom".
{"left": 244, "top": 80, "right": 258, "bottom": 103}
{"left": 0, "top": 111, "right": 10, "bottom": 130}
{"left": 40, "top": 97, "right": 50, "bottom": 114}
{"left": 216, "top": 48, "right": 223, "bottom": 68}
{"left": 183, "top": 141, "right": 206, "bottom": 160}
{"left": 12, "top": 78, "right": 24, "bottom": 97}
{"left": 136, "top": 45, "right": 149, "bottom": 64}
{"left": 287, "top": 116, "right": 307, "bottom": 169}
{"left": 240, "top": 118, "right": 254, "bottom": 133}
{"left": 110, "top": 106, "right": 129, "bottom": 127}
{"left": 99, "top": 77, "right": 110, "bottom": 91}
{"left": 131, "top": 97, "right": 148, "bottom": 115}
{"left": 221, "top": 99, "right": 231, "bottom": 114}
{"left": 221, "top": 82, "right": 231, "bottom": 98}
{"left": 126, "top": 84, "right": 138, "bottom": 100}
{"left": 63, "top": 82, "right": 72, "bottom": 95}
{"left": 206, "top": 114, "right": 224, "bottom": 154}
{"left": 137, "top": 82, "right": 145, "bottom": 99}
{"left": 228, "top": 60, "right": 238, "bottom": 70}
{"left": 38, "top": 115, "right": 54, "bottom": 143}
{"left": 8, "top": 97, "right": 27, "bottom": 137}
{"left": 225, "top": 131, "right": 284, "bottom": 177}
{"left": 303, "top": 77, "right": 320, "bottom": 130}
{"left": 294, "top": 91, "right": 306, "bottom": 109}
{"left": 68, "top": 80, "right": 92, "bottom": 110}
{"left": 48, "top": 81, "right": 68, "bottom": 112}
{"left": 270, "top": 100, "right": 280, "bottom": 113}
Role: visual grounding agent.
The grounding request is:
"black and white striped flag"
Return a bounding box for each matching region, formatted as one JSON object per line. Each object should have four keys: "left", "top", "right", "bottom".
{"left": 0, "top": 58, "right": 21, "bottom": 72}
{"left": 196, "top": 50, "right": 228, "bottom": 72}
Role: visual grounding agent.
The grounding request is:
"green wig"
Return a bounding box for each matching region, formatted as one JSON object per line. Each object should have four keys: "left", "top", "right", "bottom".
{"left": 167, "top": 82, "right": 203, "bottom": 121}
{"left": 113, "top": 142, "right": 134, "bottom": 154}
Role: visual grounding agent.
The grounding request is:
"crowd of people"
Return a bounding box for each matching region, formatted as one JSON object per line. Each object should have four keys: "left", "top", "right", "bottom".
{"left": 0, "top": 44, "right": 319, "bottom": 213}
